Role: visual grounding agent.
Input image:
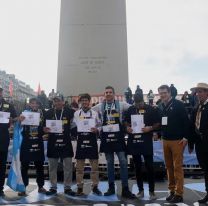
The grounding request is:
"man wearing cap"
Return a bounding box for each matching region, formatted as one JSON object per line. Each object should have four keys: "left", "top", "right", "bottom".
{"left": 0, "top": 87, "right": 17, "bottom": 196}
{"left": 92, "top": 86, "right": 135, "bottom": 199}
{"left": 73, "top": 93, "right": 102, "bottom": 196}
{"left": 158, "top": 85, "right": 189, "bottom": 203}
{"left": 124, "top": 93, "right": 160, "bottom": 200}
{"left": 18, "top": 97, "right": 46, "bottom": 196}
{"left": 44, "top": 94, "right": 75, "bottom": 196}
{"left": 189, "top": 83, "right": 208, "bottom": 203}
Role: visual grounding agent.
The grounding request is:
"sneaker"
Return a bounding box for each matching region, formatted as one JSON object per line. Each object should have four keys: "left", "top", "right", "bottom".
{"left": 92, "top": 186, "right": 102, "bottom": 196}
{"left": 104, "top": 187, "right": 115, "bottom": 196}
{"left": 149, "top": 191, "right": 157, "bottom": 200}
{"left": 45, "top": 188, "right": 57, "bottom": 196}
{"left": 121, "top": 187, "right": 136, "bottom": 199}
{"left": 64, "top": 188, "right": 76, "bottom": 196}
{"left": 38, "top": 187, "right": 47, "bottom": 194}
{"left": 198, "top": 193, "right": 208, "bottom": 203}
{"left": 0, "top": 191, "right": 5, "bottom": 197}
{"left": 169, "top": 195, "right": 183, "bottom": 203}
{"left": 18, "top": 191, "right": 27, "bottom": 197}
{"left": 137, "top": 190, "right": 144, "bottom": 199}
{"left": 76, "top": 188, "right": 84, "bottom": 196}
{"left": 166, "top": 192, "right": 175, "bottom": 201}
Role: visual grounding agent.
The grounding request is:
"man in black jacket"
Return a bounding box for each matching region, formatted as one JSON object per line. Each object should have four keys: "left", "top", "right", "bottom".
{"left": 189, "top": 83, "right": 208, "bottom": 203}
{"left": 0, "top": 87, "right": 17, "bottom": 197}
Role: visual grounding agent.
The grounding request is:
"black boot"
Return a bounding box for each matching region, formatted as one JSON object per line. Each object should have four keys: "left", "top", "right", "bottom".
{"left": 166, "top": 191, "right": 175, "bottom": 201}
{"left": 198, "top": 193, "right": 208, "bottom": 203}
{"left": 92, "top": 186, "right": 102, "bottom": 196}
{"left": 121, "top": 186, "right": 136, "bottom": 199}
{"left": 104, "top": 183, "right": 115, "bottom": 196}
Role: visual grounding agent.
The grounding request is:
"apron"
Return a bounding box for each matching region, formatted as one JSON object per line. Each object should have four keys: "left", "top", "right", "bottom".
{"left": 100, "top": 101, "right": 126, "bottom": 153}
{"left": 75, "top": 110, "right": 98, "bottom": 159}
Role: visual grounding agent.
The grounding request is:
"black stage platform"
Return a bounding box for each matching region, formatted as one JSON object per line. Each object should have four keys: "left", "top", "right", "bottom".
{"left": 0, "top": 178, "right": 206, "bottom": 206}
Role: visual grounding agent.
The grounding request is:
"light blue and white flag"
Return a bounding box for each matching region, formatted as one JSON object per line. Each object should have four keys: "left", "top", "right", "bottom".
{"left": 7, "top": 122, "right": 26, "bottom": 192}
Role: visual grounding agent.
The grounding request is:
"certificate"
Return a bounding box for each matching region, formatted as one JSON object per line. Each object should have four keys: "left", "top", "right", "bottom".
{"left": 103, "top": 124, "right": 120, "bottom": 133}
{"left": 131, "top": 114, "right": 144, "bottom": 134}
{"left": 77, "top": 118, "right": 96, "bottom": 132}
{"left": 0, "top": 111, "right": 10, "bottom": 124}
{"left": 21, "top": 112, "right": 40, "bottom": 126}
{"left": 46, "top": 120, "right": 63, "bottom": 133}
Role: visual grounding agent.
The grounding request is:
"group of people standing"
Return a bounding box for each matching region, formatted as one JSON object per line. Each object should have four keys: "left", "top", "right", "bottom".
{"left": 0, "top": 83, "right": 208, "bottom": 204}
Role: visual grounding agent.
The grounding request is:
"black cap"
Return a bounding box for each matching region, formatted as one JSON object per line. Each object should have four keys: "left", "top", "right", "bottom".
{"left": 53, "top": 93, "right": 64, "bottom": 101}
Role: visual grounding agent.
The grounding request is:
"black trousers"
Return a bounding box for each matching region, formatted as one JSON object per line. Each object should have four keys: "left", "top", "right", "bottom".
{"left": 0, "top": 151, "right": 8, "bottom": 191}
{"left": 195, "top": 144, "right": 208, "bottom": 192}
{"left": 21, "top": 161, "right": 45, "bottom": 188}
{"left": 132, "top": 154, "right": 155, "bottom": 192}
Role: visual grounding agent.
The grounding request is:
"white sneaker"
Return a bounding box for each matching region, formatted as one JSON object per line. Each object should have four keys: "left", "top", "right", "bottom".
{"left": 137, "top": 190, "right": 144, "bottom": 199}
{"left": 149, "top": 191, "right": 157, "bottom": 200}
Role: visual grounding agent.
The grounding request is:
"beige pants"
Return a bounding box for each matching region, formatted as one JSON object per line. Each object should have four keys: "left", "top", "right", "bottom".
{"left": 76, "top": 159, "right": 99, "bottom": 189}
{"left": 163, "top": 140, "right": 184, "bottom": 196}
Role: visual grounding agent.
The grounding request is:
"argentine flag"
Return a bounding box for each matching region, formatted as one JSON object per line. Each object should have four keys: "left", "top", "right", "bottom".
{"left": 7, "top": 122, "right": 26, "bottom": 192}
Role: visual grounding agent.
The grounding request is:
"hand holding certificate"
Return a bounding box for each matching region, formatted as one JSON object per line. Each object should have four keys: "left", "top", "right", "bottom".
{"left": 0, "top": 111, "right": 10, "bottom": 124}
{"left": 21, "top": 112, "right": 40, "bottom": 126}
{"left": 102, "top": 124, "right": 120, "bottom": 133}
{"left": 46, "top": 120, "right": 63, "bottom": 133}
{"left": 77, "top": 119, "right": 96, "bottom": 132}
{"left": 131, "top": 115, "right": 145, "bottom": 134}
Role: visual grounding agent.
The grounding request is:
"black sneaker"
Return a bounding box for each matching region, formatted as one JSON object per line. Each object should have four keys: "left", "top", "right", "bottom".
{"left": 121, "top": 188, "right": 136, "bottom": 199}
{"left": 169, "top": 195, "right": 183, "bottom": 203}
{"left": 166, "top": 192, "right": 175, "bottom": 201}
{"left": 64, "top": 188, "right": 76, "bottom": 196}
{"left": 92, "top": 186, "right": 102, "bottom": 196}
{"left": 198, "top": 193, "right": 208, "bottom": 203}
{"left": 104, "top": 187, "right": 115, "bottom": 196}
{"left": 0, "top": 191, "right": 5, "bottom": 197}
{"left": 76, "top": 188, "right": 85, "bottom": 196}
{"left": 46, "top": 188, "right": 57, "bottom": 196}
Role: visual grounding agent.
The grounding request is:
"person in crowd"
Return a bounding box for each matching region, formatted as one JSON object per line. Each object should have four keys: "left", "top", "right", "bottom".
{"left": 124, "top": 93, "right": 160, "bottom": 200}
{"left": 92, "top": 86, "right": 135, "bottom": 199}
{"left": 124, "top": 87, "right": 133, "bottom": 104}
{"left": 181, "top": 91, "right": 191, "bottom": 107}
{"left": 73, "top": 93, "right": 102, "bottom": 196}
{"left": 44, "top": 94, "right": 75, "bottom": 196}
{"left": 135, "top": 85, "right": 143, "bottom": 96}
{"left": 189, "top": 83, "right": 208, "bottom": 203}
{"left": 48, "top": 89, "right": 56, "bottom": 109}
{"left": 18, "top": 97, "right": 46, "bottom": 196}
{"left": 158, "top": 85, "right": 189, "bottom": 203}
{"left": 190, "top": 90, "right": 199, "bottom": 108}
{"left": 37, "top": 90, "right": 49, "bottom": 109}
{"left": 147, "top": 89, "right": 155, "bottom": 106}
{"left": 170, "top": 84, "right": 177, "bottom": 99}
{"left": 0, "top": 87, "right": 17, "bottom": 197}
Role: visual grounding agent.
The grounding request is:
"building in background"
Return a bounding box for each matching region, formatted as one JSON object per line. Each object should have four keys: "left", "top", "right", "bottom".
{"left": 0, "top": 69, "right": 36, "bottom": 102}
{"left": 57, "top": 0, "right": 129, "bottom": 97}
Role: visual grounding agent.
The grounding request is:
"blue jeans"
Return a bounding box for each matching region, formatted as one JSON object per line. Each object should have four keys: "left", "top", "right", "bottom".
{"left": 105, "top": 151, "right": 128, "bottom": 187}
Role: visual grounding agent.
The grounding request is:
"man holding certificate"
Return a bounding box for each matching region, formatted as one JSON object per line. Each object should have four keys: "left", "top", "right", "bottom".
{"left": 18, "top": 97, "right": 46, "bottom": 196}
{"left": 73, "top": 94, "right": 102, "bottom": 196}
{"left": 44, "top": 94, "right": 75, "bottom": 196}
{"left": 92, "top": 86, "right": 135, "bottom": 199}
{"left": 124, "top": 93, "right": 160, "bottom": 200}
{"left": 0, "top": 87, "right": 17, "bottom": 197}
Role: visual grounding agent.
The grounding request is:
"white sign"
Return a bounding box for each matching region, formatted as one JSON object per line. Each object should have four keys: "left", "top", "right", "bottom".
{"left": 162, "top": 117, "right": 168, "bottom": 125}
{"left": 103, "top": 124, "right": 120, "bottom": 133}
{"left": 0, "top": 111, "right": 10, "bottom": 124}
{"left": 46, "top": 120, "right": 63, "bottom": 134}
{"left": 77, "top": 118, "right": 96, "bottom": 132}
{"left": 131, "top": 114, "right": 144, "bottom": 134}
{"left": 21, "top": 112, "right": 40, "bottom": 126}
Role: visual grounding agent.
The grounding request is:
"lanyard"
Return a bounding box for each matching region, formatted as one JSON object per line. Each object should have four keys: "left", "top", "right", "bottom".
{"left": 54, "top": 108, "right": 64, "bottom": 120}
{"left": 106, "top": 102, "right": 115, "bottom": 123}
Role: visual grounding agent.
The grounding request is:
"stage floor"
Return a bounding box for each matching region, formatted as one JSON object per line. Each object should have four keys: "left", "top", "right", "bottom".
{"left": 0, "top": 178, "right": 206, "bottom": 206}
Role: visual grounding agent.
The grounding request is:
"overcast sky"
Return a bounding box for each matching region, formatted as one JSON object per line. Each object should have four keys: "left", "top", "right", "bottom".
{"left": 0, "top": 0, "right": 208, "bottom": 95}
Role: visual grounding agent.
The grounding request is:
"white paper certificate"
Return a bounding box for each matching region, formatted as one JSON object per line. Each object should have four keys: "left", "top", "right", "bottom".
{"left": 0, "top": 111, "right": 10, "bottom": 124}
{"left": 21, "top": 112, "right": 40, "bottom": 126}
{"left": 102, "top": 124, "right": 120, "bottom": 133}
{"left": 77, "top": 119, "right": 96, "bottom": 132}
{"left": 131, "top": 114, "right": 144, "bottom": 134}
{"left": 46, "top": 120, "right": 63, "bottom": 133}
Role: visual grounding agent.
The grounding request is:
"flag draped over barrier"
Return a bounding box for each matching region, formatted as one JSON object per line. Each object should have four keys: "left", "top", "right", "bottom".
{"left": 7, "top": 122, "right": 25, "bottom": 192}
